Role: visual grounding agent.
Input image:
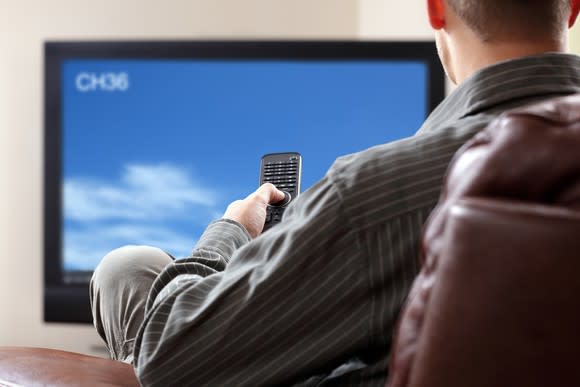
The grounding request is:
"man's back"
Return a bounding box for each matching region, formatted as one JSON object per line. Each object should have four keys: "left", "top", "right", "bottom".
{"left": 290, "top": 52, "right": 580, "bottom": 386}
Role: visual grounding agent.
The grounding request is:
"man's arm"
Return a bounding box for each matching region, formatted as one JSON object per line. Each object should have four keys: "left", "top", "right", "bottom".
{"left": 139, "top": 183, "right": 285, "bottom": 316}
{"left": 132, "top": 177, "right": 371, "bottom": 386}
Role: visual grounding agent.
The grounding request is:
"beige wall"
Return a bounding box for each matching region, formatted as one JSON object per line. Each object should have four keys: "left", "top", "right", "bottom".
{"left": 572, "top": 21, "right": 580, "bottom": 54}
{"left": 358, "top": 0, "right": 432, "bottom": 39}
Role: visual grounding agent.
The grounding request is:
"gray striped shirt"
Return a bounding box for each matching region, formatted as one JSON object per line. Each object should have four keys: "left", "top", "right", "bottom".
{"left": 133, "top": 53, "right": 580, "bottom": 386}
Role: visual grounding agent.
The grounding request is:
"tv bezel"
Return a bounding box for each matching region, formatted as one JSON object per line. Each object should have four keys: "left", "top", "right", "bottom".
{"left": 44, "top": 40, "right": 446, "bottom": 323}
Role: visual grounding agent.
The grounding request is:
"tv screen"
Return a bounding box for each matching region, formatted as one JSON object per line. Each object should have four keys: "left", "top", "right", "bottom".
{"left": 44, "top": 41, "right": 445, "bottom": 323}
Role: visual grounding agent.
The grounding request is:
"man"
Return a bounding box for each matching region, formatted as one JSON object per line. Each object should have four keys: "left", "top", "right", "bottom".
{"left": 90, "top": 1, "right": 580, "bottom": 385}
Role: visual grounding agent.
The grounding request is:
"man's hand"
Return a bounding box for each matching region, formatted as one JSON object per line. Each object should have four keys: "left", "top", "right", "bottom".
{"left": 223, "top": 183, "right": 286, "bottom": 238}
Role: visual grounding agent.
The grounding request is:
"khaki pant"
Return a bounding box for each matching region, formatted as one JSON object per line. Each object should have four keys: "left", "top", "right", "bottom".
{"left": 89, "top": 245, "right": 173, "bottom": 363}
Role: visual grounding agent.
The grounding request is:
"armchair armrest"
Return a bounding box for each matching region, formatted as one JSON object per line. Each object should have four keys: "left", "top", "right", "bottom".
{"left": 0, "top": 347, "right": 139, "bottom": 387}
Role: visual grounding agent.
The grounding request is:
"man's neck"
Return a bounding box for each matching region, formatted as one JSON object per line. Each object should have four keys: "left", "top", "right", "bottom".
{"left": 453, "top": 38, "right": 568, "bottom": 84}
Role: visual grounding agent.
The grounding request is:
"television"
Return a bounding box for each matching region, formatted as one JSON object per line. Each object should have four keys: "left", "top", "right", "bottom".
{"left": 44, "top": 40, "right": 445, "bottom": 323}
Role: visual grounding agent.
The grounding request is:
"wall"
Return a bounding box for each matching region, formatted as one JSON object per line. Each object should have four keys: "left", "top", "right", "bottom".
{"left": 357, "top": 0, "right": 432, "bottom": 39}
{"left": 572, "top": 22, "right": 580, "bottom": 53}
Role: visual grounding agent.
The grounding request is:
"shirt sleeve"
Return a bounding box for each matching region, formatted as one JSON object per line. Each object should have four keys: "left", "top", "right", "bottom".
{"left": 132, "top": 174, "right": 372, "bottom": 386}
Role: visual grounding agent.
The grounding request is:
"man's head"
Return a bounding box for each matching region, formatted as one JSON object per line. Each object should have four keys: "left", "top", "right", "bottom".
{"left": 428, "top": 0, "right": 580, "bottom": 84}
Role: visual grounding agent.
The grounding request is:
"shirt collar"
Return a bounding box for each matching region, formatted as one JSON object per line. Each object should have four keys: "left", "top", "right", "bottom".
{"left": 419, "top": 53, "right": 580, "bottom": 133}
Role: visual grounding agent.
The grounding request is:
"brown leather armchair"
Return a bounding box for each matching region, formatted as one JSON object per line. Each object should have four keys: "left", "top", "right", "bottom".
{"left": 0, "top": 94, "right": 578, "bottom": 386}
{"left": 388, "top": 93, "right": 580, "bottom": 387}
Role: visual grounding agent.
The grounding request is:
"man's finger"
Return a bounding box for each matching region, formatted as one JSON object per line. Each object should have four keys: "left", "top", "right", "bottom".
{"left": 257, "top": 183, "right": 286, "bottom": 204}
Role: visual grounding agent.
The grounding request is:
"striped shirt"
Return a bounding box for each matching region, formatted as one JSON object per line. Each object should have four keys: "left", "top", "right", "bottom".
{"left": 133, "top": 53, "right": 580, "bottom": 386}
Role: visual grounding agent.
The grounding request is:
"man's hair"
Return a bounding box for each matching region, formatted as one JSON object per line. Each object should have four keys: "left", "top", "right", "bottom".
{"left": 446, "top": 0, "right": 570, "bottom": 41}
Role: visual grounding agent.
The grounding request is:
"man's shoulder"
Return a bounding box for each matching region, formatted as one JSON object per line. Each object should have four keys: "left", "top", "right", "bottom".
{"left": 325, "top": 116, "right": 494, "bottom": 228}
{"left": 330, "top": 135, "right": 426, "bottom": 180}
{"left": 330, "top": 117, "right": 489, "bottom": 186}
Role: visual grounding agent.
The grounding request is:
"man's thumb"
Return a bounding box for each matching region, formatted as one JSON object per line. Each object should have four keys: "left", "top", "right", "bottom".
{"left": 260, "top": 183, "right": 286, "bottom": 204}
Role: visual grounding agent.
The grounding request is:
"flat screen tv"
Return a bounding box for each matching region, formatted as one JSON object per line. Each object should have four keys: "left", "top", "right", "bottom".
{"left": 44, "top": 40, "right": 445, "bottom": 323}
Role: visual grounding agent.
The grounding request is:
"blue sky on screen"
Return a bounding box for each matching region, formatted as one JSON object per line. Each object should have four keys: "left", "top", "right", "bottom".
{"left": 62, "top": 59, "right": 427, "bottom": 271}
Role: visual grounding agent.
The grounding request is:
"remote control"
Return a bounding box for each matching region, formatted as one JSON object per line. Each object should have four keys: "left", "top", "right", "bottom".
{"left": 260, "top": 152, "right": 302, "bottom": 231}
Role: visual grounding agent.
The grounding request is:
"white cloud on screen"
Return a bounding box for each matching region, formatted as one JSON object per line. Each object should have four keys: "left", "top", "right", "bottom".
{"left": 65, "top": 163, "right": 218, "bottom": 221}
{"left": 64, "top": 224, "right": 197, "bottom": 271}
{"left": 63, "top": 163, "right": 222, "bottom": 270}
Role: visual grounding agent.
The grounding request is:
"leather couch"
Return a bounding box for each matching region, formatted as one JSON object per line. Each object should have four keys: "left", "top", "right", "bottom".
{"left": 0, "top": 94, "right": 578, "bottom": 386}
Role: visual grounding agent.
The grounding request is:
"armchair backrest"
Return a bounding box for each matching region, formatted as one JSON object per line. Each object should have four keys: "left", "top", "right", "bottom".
{"left": 387, "top": 94, "right": 580, "bottom": 387}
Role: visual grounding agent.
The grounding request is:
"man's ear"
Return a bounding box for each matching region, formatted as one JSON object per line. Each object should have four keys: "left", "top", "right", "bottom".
{"left": 570, "top": 0, "right": 580, "bottom": 28}
{"left": 427, "top": 0, "right": 446, "bottom": 30}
